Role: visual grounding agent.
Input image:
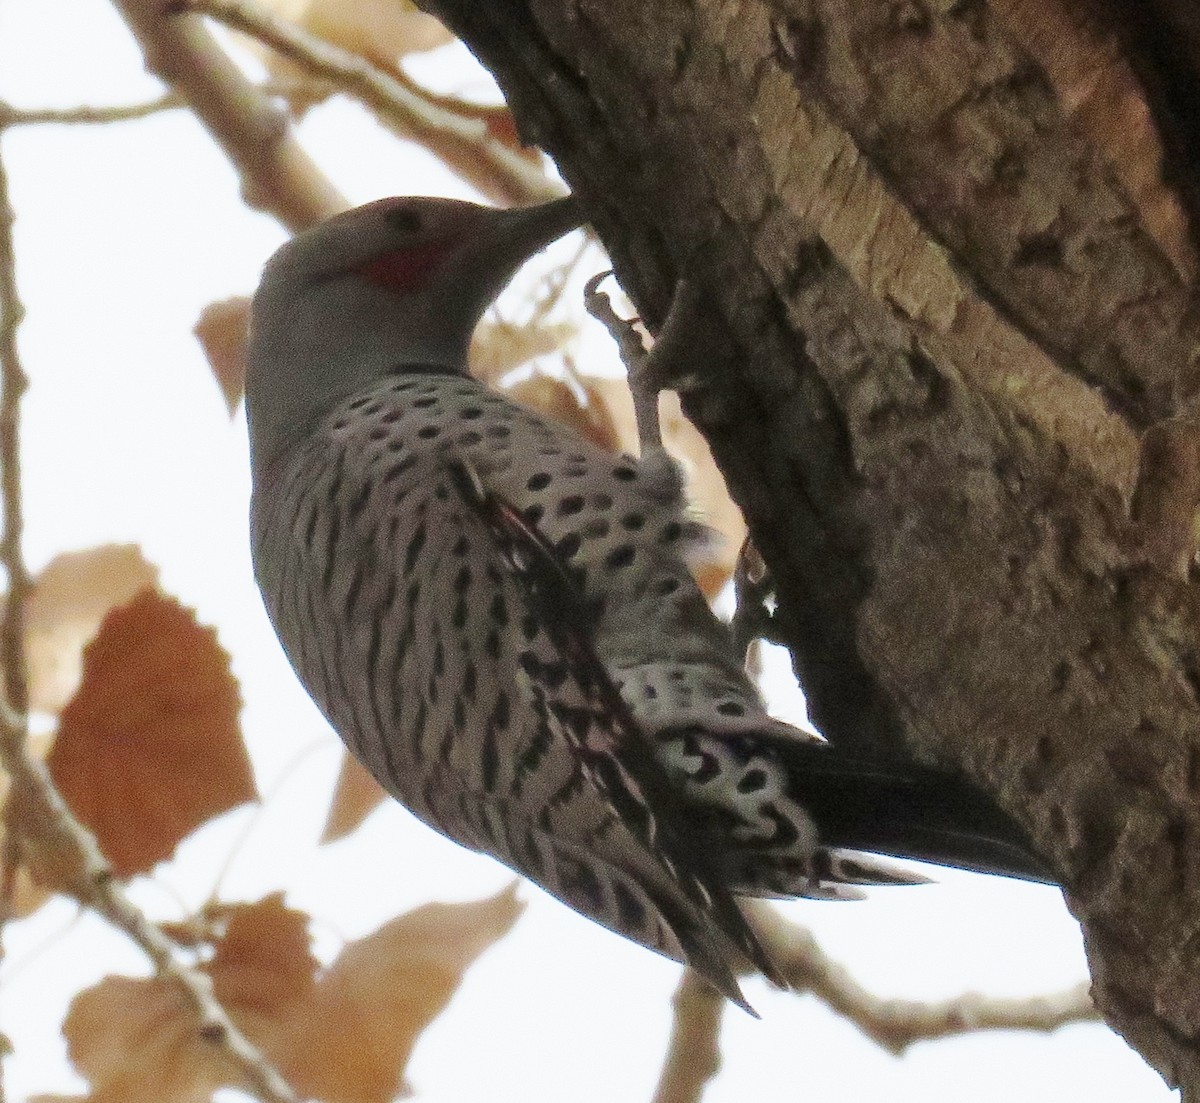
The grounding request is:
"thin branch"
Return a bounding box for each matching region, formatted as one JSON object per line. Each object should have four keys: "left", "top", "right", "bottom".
{"left": 177, "top": 0, "right": 563, "bottom": 207}
{"left": 744, "top": 902, "right": 1099, "bottom": 1055}
{"left": 0, "top": 82, "right": 328, "bottom": 129}
{"left": 0, "top": 143, "right": 30, "bottom": 726}
{"left": 0, "top": 133, "right": 296, "bottom": 1103}
{"left": 0, "top": 93, "right": 187, "bottom": 127}
{"left": 651, "top": 968, "right": 725, "bottom": 1103}
{"left": 112, "top": 0, "right": 345, "bottom": 232}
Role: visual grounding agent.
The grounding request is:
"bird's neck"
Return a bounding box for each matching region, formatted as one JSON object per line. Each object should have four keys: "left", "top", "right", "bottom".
{"left": 245, "top": 277, "right": 476, "bottom": 474}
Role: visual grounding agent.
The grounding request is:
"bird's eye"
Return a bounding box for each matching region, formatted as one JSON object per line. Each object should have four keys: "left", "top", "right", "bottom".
{"left": 387, "top": 207, "right": 424, "bottom": 235}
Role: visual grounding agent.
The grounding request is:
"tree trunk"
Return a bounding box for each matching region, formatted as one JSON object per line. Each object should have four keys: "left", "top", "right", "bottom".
{"left": 416, "top": 0, "right": 1200, "bottom": 1090}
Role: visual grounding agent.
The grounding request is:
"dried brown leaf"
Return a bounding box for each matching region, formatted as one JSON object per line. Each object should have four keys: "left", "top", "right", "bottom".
{"left": 469, "top": 317, "right": 577, "bottom": 387}
{"left": 320, "top": 751, "right": 387, "bottom": 843}
{"left": 45, "top": 591, "right": 257, "bottom": 879}
{"left": 502, "top": 373, "right": 624, "bottom": 454}
{"left": 269, "top": 0, "right": 453, "bottom": 62}
{"left": 283, "top": 884, "right": 524, "bottom": 1102}
{"left": 24, "top": 545, "right": 159, "bottom": 715}
{"left": 57, "top": 887, "right": 523, "bottom": 1103}
{"left": 57, "top": 975, "right": 240, "bottom": 1103}
{"left": 208, "top": 893, "right": 320, "bottom": 1012}
{"left": 193, "top": 297, "right": 251, "bottom": 415}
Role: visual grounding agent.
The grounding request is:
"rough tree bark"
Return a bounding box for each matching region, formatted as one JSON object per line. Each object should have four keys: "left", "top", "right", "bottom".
{"left": 415, "top": 0, "right": 1200, "bottom": 1092}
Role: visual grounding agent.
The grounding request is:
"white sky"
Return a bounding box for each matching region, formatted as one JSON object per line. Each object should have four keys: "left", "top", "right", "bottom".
{"left": 0, "top": 2, "right": 1175, "bottom": 1101}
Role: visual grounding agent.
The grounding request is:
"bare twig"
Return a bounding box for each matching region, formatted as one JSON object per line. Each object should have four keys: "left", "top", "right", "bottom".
{"left": 651, "top": 968, "right": 726, "bottom": 1103}
{"left": 0, "top": 82, "right": 328, "bottom": 129}
{"left": 744, "top": 902, "right": 1099, "bottom": 1055}
{"left": 177, "top": 0, "right": 562, "bottom": 207}
{"left": 0, "top": 133, "right": 296, "bottom": 1103}
{"left": 0, "top": 93, "right": 187, "bottom": 128}
{"left": 112, "top": 0, "right": 345, "bottom": 232}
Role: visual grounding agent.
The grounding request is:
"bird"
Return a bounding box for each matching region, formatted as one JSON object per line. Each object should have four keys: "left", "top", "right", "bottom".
{"left": 245, "top": 194, "right": 1050, "bottom": 1009}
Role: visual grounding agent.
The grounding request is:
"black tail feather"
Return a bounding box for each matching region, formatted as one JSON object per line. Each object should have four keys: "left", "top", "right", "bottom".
{"left": 776, "top": 741, "right": 1055, "bottom": 884}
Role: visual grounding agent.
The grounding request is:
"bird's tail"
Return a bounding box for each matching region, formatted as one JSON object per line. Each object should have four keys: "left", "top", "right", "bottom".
{"left": 775, "top": 740, "right": 1054, "bottom": 884}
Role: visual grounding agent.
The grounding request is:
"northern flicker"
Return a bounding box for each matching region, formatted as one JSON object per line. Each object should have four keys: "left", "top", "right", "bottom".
{"left": 246, "top": 195, "right": 1049, "bottom": 1007}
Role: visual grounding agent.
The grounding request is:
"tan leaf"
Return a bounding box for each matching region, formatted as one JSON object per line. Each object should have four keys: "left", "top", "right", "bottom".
{"left": 24, "top": 545, "right": 159, "bottom": 715}
{"left": 469, "top": 318, "right": 578, "bottom": 387}
{"left": 502, "top": 372, "right": 625, "bottom": 454}
{"left": 208, "top": 894, "right": 320, "bottom": 1016}
{"left": 282, "top": 884, "right": 524, "bottom": 1103}
{"left": 45, "top": 591, "right": 257, "bottom": 880}
{"left": 58, "top": 887, "right": 522, "bottom": 1103}
{"left": 272, "top": 0, "right": 453, "bottom": 61}
{"left": 58, "top": 975, "right": 239, "bottom": 1103}
{"left": 320, "top": 751, "right": 387, "bottom": 843}
{"left": 193, "top": 297, "right": 251, "bottom": 415}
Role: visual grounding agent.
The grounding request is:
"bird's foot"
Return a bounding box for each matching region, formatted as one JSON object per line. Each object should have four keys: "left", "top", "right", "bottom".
{"left": 585, "top": 273, "right": 716, "bottom": 455}
{"left": 730, "top": 538, "right": 785, "bottom": 661}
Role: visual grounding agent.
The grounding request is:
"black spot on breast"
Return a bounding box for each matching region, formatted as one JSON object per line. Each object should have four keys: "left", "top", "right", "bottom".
{"left": 613, "top": 465, "right": 637, "bottom": 481}
{"left": 656, "top": 577, "right": 681, "bottom": 596}
{"left": 461, "top": 407, "right": 483, "bottom": 419}
{"left": 417, "top": 425, "right": 440, "bottom": 439}
{"left": 524, "top": 504, "right": 544, "bottom": 524}
{"left": 605, "top": 545, "right": 636, "bottom": 569}
{"left": 459, "top": 430, "right": 482, "bottom": 446}
{"left": 454, "top": 565, "right": 472, "bottom": 594}
{"left": 415, "top": 396, "right": 437, "bottom": 408}
{"left": 557, "top": 532, "right": 581, "bottom": 558}
{"left": 717, "top": 701, "right": 746, "bottom": 717}
{"left": 527, "top": 472, "right": 552, "bottom": 491}
{"left": 660, "top": 521, "right": 683, "bottom": 543}
{"left": 557, "top": 495, "right": 585, "bottom": 516}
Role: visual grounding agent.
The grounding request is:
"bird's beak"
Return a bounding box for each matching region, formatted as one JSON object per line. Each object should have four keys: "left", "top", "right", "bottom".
{"left": 481, "top": 195, "right": 585, "bottom": 275}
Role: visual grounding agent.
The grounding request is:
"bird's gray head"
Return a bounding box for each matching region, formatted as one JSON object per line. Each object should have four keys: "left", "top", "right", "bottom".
{"left": 245, "top": 194, "right": 582, "bottom": 474}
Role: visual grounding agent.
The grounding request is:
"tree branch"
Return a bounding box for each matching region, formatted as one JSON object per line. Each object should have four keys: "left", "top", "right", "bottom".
{"left": 0, "top": 127, "right": 295, "bottom": 1103}
{"left": 747, "top": 903, "right": 1098, "bottom": 1055}
{"left": 652, "top": 969, "right": 726, "bottom": 1103}
{"left": 112, "top": 0, "right": 345, "bottom": 232}
{"left": 177, "top": 0, "right": 563, "bottom": 207}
